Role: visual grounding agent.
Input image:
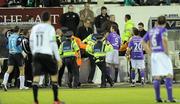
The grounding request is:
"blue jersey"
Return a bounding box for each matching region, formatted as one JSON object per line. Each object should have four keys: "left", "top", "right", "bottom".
{"left": 8, "top": 33, "right": 23, "bottom": 54}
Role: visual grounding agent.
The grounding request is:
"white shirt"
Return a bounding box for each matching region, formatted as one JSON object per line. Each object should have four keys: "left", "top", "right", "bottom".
{"left": 30, "top": 23, "right": 60, "bottom": 61}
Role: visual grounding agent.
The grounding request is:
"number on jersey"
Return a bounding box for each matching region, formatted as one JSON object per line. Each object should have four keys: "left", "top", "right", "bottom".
{"left": 36, "top": 32, "right": 43, "bottom": 46}
{"left": 134, "top": 42, "right": 142, "bottom": 52}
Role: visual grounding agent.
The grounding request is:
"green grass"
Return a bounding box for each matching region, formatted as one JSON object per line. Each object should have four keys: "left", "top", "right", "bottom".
{"left": 0, "top": 87, "right": 180, "bottom": 104}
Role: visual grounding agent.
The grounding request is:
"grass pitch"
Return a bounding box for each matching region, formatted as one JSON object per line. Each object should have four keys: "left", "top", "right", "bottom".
{"left": 0, "top": 86, "right": 180, "bottom": 104}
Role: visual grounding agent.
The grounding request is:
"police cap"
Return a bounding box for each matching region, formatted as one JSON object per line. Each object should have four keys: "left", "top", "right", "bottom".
{"left": 61, "top": 27, "right": 69, "bottom": 34}
{"left": 64, "top": 30, "right": 73, "bottom": 37}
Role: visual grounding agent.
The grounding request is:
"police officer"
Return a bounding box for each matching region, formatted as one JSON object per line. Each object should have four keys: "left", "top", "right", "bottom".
{"left": 83, "top": 33, "right": 97, "bottom": 83}
{"left": 86, "top": 30, "right": 114, "bottom": 88}
{"left": 57, "top": 27, "right": 69, "bottom": 86}
{"left": 59, "top": 31, "right": 80, "bottom": 88}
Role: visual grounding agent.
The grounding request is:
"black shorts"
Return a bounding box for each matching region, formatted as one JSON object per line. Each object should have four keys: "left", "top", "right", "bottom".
{"left": 8, "top": 53, "right": 24, "bottom": 67}
{"left": 32, "top": 53, "right": 58, "bottom": 76}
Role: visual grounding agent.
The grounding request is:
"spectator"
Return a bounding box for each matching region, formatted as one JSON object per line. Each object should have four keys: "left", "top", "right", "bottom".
{"left": 138, "top": 22, "right": 146, "bottom": 37}
{"left": 101, "top": 14, "right": 120, "bottom": 35}
{"left": 60, "top": 5, "right": 80, "bottom": 34}
{"left": 77, "top": 19, "right": 93, "bottom": 41}
{"left": 109, "top": 15, "right": 120, "bottom": 35}
{"left": 79, "top": 3, "right": 94, "bottom": 27}
{"left": 94, "top": 6, "right": 110, "bottom": 30}
{"left": 124, "top": 0, "right": 139, "bottom": 6}
{"left": 122, "top": 14, "right": 135, "bottom": 43}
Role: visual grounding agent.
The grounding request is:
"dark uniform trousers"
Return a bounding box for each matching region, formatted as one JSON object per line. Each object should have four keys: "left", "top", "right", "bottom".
{"left": 58, "top": 63, "right": 65, "bottom": 86}
{"left": 62, "top": 56, "right": 79, "bottom": 87}
{"left": 87, "top": 54, "right": 96, "bottom": 82}
{"left": 95, "top": 57, "right": 113, "bottom": 86}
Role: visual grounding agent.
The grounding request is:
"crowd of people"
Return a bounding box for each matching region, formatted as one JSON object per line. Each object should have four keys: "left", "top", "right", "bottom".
{"left": 0, "top": 3, "right": 177, "bottom": 103}
{"left": 0, "top": 4, "right": 149, "bottom": 89}
{"left": 0, "top": 0, "right": 180, "bottom": 7}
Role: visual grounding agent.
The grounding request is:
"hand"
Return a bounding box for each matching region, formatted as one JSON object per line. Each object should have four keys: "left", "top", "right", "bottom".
{"left": 57, "top": 59, "right": 63, "bottom": 70}
{"left": 22, "top": 51, "right": 27, "bottom": 58}
{"left": 126, "top": 55, "right": 130, "bottom": 61}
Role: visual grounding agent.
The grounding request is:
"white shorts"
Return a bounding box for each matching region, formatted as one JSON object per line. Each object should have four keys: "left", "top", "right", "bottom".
{"left": 106, "top": 49, "right": 119, "bottom": 65}
{"left": 151, "top": 52, "right": 173, "bottom": 76}
{"left": 131, "top": 59, "right": 145, "bottom": 69}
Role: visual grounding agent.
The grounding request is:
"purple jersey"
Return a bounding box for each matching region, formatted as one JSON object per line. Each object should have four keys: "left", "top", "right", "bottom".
{"left": 107, "top": 32, "right": 121, "bottom": 50}
{"left": 143, "top": 27, "right": 167, "bottom": 52}
{"left": 128, "top": 36, "right": 144, "bottom": 60}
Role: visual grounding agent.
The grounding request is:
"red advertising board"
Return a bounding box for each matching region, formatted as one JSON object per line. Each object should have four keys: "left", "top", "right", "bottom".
{"left": 0, "top": 7, "right": 63, "bottom": 29}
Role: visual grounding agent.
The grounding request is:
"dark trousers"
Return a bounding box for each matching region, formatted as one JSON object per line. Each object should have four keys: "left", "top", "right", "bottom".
{"left": 63, "top": 56, "right": 79, "bottom": 87}
{"left": 88, "top": 54, "right": 96, "bottom": 82}
{"left": 96, "top": 60, "right": 113, "bottom": 86}
{"left": 24, "top": 54, "right": 33, "bottom": 87}
{"left": 58, "top": 63, "right": 65, "bottom": 86}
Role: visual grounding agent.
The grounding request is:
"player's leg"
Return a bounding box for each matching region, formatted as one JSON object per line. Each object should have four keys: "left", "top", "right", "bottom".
{"left": 51, "top": 74, "right": 65, "bottom": 104}
{"left": 32, "top": 76, "right": 40, "bottom": 104}
{"left": 164, "top": 74, "right": 176, "bottom": 102}
{"left": 130, "top": 68, "right": 136, "bottom": 87}
{"left": 114, "top": 64, "right": 119, "bottom": 83}
{"left": 130, "top": 59, "right": 136, "bottom": 87}
{"left": 139, "top": 60, "right": 145, "bottom": 85}
{"left": 113, "top": 50, "right": 119, "bottom": 83}
{"left": 32, "top": 53, "right": 43, "bottom": 104}
{"left": 105, "top": 51, "right": 113, "bottom": 77}
{"left": 51, "top": 74, "right": 59, "bottom": 101}
{"left": 17, "top": 53, "right": 28, "bottom": 89}
{"left": 39, "top": 75, "right": 45, "bottom": 87}
{"left": 153, "top": 76, "right": 162, "bottom": 102}
{"left": 19, "top": 65, "right": 29, "bottom": 89}
{"left": 45, "top": 55, "right": 64, "bottom": 104}
{"left": 2, "top": 65, "right": 14, "bottom": 91}
{"left": 140, "top": 69, "right": 145, "bottom": 85}
{"left": 2, "top": 54, "right": 15, "bottom": 91}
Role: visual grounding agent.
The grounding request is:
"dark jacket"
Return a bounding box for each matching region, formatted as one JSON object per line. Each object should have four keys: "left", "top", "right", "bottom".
{"left": 60, "top": 12, "right": 80, "bottom": 34}
{"left": 139, "top": 29, "right": 147, "bottom": 37}
{"left": 77, "top": 26, "right": 93, "bottom": 41}
{"left": 94, "top": 14, "right": 110, "bottom": 29}
{"left": 101, "top": 20, "right": 120, "bottom": 35}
